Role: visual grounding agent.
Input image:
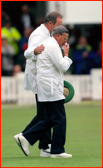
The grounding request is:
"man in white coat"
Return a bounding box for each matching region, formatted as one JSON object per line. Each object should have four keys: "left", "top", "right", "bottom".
{"left": 14, "top": 12, "right": 63, "bottom": 157}
{"left": 18, "top": 25, "right": 73, "bottom": 158}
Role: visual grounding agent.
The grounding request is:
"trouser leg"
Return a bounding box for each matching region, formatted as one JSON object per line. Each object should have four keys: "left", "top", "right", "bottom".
{"left": 22, "top": 94, "right": 51, "bottom": 149}
{"left": 46, "top": 100, "right": 66, "bottom": 154}
{"left": 22, "top": 95, "right": 39, "bottom": 133}
{"left": 23, "top": 112, "right": 51, "bottom": 146}
{"left": 37, "top": 101, "right": 51, "bottom": 149}
{"left": 23, "top": 100, "right": 66, "bottom": 154}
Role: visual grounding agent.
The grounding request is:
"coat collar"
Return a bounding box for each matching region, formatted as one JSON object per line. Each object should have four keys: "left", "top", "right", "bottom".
{"left": 40, "top": 24, "right": 50, "bottom": 36}
{"left": 49, "top": 36, "right": 60, "bottom": 47}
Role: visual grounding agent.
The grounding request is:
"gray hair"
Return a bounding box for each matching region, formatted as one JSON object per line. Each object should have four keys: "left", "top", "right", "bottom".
{"left": 52, "top": 25, "right": 69, "bottom": 36}
{"left": 44, "top": 11, "right": 63, "bottom": 25}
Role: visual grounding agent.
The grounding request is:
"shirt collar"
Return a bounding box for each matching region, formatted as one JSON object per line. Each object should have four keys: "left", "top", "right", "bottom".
{"left": 40, "top": 24, "right": 50, "bottom": 36}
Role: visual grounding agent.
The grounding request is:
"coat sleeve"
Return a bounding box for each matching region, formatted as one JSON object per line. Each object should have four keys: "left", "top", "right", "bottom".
{"left": 24, "top": 35, "right": 42, "bottom": 60}
{"left": 24, "top": 46, "right": 37, "bottom": 61}
{"left": 49, "top": 44, "right": 73, "bottom": 73}
{"left": 24, "top": 33, "right": 45, "bottom": 60}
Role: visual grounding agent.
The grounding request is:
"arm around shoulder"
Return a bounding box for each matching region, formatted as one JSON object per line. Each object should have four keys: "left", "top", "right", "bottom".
{"left": 24, "top": 47, "right": 37, "bottom": 60}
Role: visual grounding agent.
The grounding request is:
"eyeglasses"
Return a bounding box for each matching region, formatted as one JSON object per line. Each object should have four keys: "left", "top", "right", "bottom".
{"left": 61, "top": 35, "right": 68, "bottom": 41}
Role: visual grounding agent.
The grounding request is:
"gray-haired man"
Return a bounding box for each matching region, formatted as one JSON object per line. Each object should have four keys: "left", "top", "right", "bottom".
{"left": 18, "top": 25, "right": 73, "bottom": 158}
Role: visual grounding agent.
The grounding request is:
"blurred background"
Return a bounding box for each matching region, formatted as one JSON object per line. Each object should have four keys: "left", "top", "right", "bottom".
{"left": 1, "top": 1, "right": 102, "bottom": 104}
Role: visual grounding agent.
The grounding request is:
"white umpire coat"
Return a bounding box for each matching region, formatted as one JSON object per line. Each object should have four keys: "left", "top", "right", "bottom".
{"left": 23, "top": 24, "right": 50, "bottom": 93}
{"left": 36, "top": 37, "right": 73, "bottom": 102}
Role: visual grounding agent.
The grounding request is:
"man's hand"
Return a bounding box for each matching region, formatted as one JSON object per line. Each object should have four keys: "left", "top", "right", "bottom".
{"left": 34, "top": 44, "right": 45, "bottom": 55}
{"left": 63, "top": 43, "right": 69, "bottom": 57}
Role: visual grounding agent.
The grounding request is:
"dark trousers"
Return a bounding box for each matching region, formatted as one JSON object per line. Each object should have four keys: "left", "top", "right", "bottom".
{"left": 22, "top": 94, "right": 51, "bottom": 149}
{"left": 23, "top": 99, "right": 66, "bottom": 154}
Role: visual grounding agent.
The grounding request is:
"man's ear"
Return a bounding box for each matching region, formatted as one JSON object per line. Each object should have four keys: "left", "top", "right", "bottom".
{"left": 55, "top": 33, "right": 60, "bottom": 41}
{"left": 48, "top": 21, "right": 53, "bottom": 26}
{"left": 57, "top": 33, "right": 61, "bottom": 39}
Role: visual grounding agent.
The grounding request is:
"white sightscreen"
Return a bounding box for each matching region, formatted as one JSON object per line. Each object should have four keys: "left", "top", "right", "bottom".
{"left": 46, "top": 1, "right": 102, "bottom": 24}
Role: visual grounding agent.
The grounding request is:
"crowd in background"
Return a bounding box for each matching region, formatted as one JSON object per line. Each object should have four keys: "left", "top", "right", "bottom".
{"left": 1, "top": 5, "right": 102, "bottom": 77}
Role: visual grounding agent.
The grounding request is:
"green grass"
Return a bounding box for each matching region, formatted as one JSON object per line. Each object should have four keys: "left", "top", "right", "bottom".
{"left": 1, "top": 101, "right": 102, "bottom": 167}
